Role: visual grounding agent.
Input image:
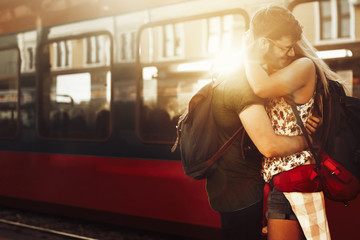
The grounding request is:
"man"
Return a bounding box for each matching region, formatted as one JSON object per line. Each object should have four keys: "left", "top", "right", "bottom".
{"left": 207, "top": 5, "right": 313, "bottom": 240}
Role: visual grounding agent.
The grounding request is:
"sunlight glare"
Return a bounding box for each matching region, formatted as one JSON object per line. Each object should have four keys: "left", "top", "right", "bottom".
{"left": 177, "top": 60, "right": 212, "bottom": 72}
{"left": 176, "top": 48, "right": 243, "bottom": 75}
{"left": 211, "top": 48, "right": 243, "bottom": 76}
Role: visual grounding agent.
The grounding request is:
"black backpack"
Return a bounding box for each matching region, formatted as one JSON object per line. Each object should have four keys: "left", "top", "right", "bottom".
{"left": 318, "top": 79, "right": 360, "bottom": 181}
{"left": 288, "top": 79, "right": 360, "bottom": 203}
{"left": 171, "top": 81, "right": 243, "bottom": 180}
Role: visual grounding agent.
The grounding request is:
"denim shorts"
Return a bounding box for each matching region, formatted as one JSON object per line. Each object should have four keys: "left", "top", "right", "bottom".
{"left": 266, "top": 187, "right": 298, "bottom": 221}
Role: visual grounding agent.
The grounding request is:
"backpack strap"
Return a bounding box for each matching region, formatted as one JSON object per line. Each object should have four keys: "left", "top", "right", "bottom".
{"left": 313, "top": 73, "right": 329, "bottom": 152}
{"left": 171, "top": 110, "right": 187, "bottom": 152}
{"left": 205, "top": 126, "right": 244, "bottom": 167}
{"left": 288, "top": 95, "right": 321, "bottom": 169}
{"left": 203, "top": 78, "right": 245, "bottom": 164}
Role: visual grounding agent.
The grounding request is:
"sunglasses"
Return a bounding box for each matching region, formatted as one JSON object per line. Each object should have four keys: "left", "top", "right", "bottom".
{"left": 266, "top": 38, "right": 296, "bottom": 55}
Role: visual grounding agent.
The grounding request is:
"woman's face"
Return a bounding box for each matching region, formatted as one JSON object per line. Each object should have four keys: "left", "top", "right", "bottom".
{"left": 263, "top": 35, "right": 297, "bottom": 71}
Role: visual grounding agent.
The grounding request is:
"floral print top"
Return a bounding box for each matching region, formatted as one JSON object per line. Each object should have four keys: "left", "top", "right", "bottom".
{"left": 261, "top": 96, "right": 315, "bottom": 183}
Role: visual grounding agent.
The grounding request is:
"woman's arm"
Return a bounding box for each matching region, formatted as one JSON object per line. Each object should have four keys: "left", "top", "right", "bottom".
{"left": 239, "top": 104, "right": 308, "bottom": 158}
{"left": 244, "top": 57, "right": 316, "bottom": 99}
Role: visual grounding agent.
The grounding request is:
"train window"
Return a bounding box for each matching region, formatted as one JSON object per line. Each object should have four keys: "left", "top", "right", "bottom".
{"left": 337, "top": 70, "right": 354, "bottom": 96}
{"left": 319, "top": 1, "right": 332, "bottom": 40}
{"left": 293, "top": 0, "right": 352, "bottom": 42}
{"left": 27, "top": 47, "right": 34, "bottom": 70}
{"left": 207, "top": 14, "right": 245, "bottom": 54}
{"left": 162, "top": 23, "right": 184, "bottom": 58}
{"left": 17, "top": 31, "right": 37, "bottom": 73}
{"left": 37, "top": 32, "right": 112, "bottom": 141}
{"left": 119, "top": 31, "right": 136, "bottom": 61}
{"left": 337, "top": 0, "right": 350, "bottom": 38}
{"left": 0, "top": 48, "right": 20, "bottom": 138}
{"left": 137, "top": 11, "right": 249, "bottom": 143}
{"left": 114, "top": 10, "right": 148, "bottom": 63}
{"left": 320, "top": 0, "right": 351, "bottom": 39}
{"left": 207, "top": 17, "right": 222, "bottom": 54}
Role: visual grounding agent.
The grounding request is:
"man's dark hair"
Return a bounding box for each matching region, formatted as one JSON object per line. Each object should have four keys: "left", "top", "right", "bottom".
{"left": 250, "top": 4, "right": 302, "bottom": 41}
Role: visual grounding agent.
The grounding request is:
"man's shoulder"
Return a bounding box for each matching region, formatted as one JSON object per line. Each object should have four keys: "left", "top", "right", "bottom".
{"left": 218, "top": 65, "right": 256, "bottom": 95}
{"left": 217, "top": 65, "right": 245, "bottom": 83}
{"left": 213, "top": 66, "right": 264, "bottom": 113}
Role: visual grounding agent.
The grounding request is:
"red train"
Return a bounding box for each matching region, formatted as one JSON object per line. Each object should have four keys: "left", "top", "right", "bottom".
{"left": 0, "top": 0, "right": 358, "bottom": 239}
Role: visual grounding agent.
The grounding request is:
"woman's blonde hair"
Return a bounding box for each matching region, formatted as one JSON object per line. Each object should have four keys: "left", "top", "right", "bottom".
{"left": 295, "top": 35, "right": 343, "bottom": 96}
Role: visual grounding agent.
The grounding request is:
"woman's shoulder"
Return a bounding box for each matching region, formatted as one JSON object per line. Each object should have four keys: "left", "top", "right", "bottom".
{"left": 291, "top": 57, "right": 317, "bottom": 103}
{"left": 287, "top": 57, "right": 316, "bottom": 85}
{"left": 291, "top": 57, "right": 315, "bottom": 69}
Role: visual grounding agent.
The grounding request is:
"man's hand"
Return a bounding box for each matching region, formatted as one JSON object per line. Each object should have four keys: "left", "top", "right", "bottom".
{"left": 306, "top": 116, "right": 321, "bottom": 135}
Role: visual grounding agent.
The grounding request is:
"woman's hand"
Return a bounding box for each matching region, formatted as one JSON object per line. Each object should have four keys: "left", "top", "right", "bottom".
{"left": 306, "top": 116, "right": 321, "bottom": 135}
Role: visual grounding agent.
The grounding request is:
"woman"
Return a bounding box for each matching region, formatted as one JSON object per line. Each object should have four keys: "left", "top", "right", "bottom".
{"left": 243, "top": 5, "right": 343, "bottom": 240}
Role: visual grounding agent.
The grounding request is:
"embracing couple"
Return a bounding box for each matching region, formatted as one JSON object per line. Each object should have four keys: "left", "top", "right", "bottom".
{"left": 207, "top": 4, "right": 341, "bottom": 240}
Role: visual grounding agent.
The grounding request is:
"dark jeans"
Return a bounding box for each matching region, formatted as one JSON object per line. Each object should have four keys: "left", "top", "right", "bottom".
{"left": 267, "top": 187, "right": 297, "bottom": 220}
{"left": 220, "top": 200, "right": 263, "bottom": 240}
